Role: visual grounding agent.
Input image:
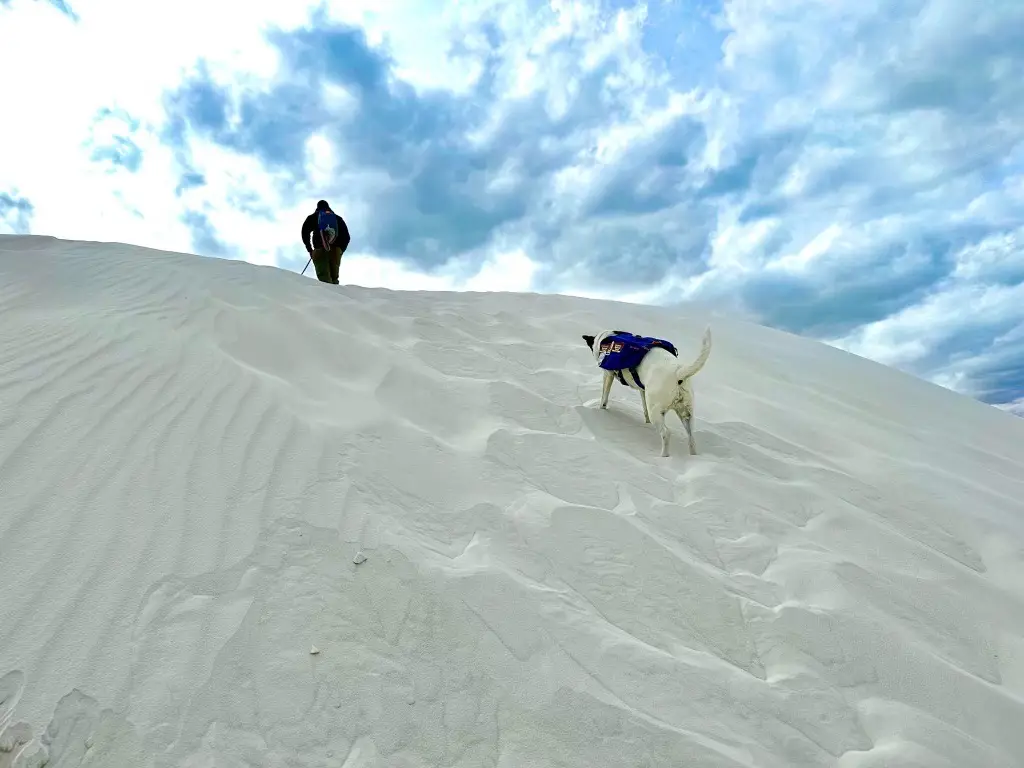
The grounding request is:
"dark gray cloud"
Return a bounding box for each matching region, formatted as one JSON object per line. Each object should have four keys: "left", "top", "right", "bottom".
{"left": 181, "top": 210, "right": 233, "bottom": 258}
{"left": 685, "top": 0, "right": 1024, "bottom": 407}
{"left": 862, "top": 284, "right": 1024, "bottom": 409}
{"left": 227, "top": 189, "right": 276, "bottom": 219}
{"left": 0, "top": 190, "right": 33, "bottom": 234}
{"left": 160, "top": 11, "right": 711, "bottom": 284}
{"left": 157, "top": 0, "right": 1024, "bottom": 410}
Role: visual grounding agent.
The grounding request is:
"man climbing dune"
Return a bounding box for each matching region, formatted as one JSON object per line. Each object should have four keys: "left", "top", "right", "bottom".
{"left": 301, "top": 199, "right": 350, "bottom": 284}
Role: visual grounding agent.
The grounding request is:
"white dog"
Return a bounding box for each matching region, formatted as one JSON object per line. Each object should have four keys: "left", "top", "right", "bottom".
{"left": 582, "top": 327, "right": 712, "bottom": 457}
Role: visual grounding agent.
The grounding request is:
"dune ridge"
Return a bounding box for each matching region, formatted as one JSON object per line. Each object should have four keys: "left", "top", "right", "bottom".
{"left": 2, "top": 234, "right": 1024, "bottom": 767}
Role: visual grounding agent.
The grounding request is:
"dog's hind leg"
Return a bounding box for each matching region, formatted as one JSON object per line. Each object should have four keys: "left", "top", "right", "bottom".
{"left": 640, "top": 391, "right": 651, "bottom": 423}
{"left": 652, "top": 409, "right": 670, "bottom": 457}
{"left": 600, "top": 371, "right": 614, "bottom": 409}
{"left": 682, "top": 413, "right": 696, "bottom": 455}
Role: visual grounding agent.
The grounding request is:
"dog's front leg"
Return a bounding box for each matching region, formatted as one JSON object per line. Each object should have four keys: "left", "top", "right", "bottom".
{"left": 600, "top": 371, "right": 614, "bottom": 409}
{"left": 640, "top": 391, "right": 650, "bottom": 423}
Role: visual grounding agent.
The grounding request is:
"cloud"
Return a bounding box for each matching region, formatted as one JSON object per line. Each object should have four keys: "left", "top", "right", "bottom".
{"left": 672, "top": 0, "right": 1024, "bottom": 407}
{"left": 0, "top": 0, "right": 1022, "bottom": 412}
{"left": 0, "top": 0, "right": 76, "bottom": 21}
{"left": 996, "top": 399, "right": 1024, "bottom": 418}
{"left": 86, "top": 108, "right": 143, "bottom": 173}
{"left": 181, "top": 209, "right": 234, "bottom": 259}
{"left": 0, "top": 190, "right": 33, "bottom": 234}
{"left": 159, "top": 4, "right": 723, "bottom": 290}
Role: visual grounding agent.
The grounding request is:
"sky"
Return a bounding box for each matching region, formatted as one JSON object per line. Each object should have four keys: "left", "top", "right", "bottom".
{"left": 1, "top": 0, "right": 1022, "bottom": 415}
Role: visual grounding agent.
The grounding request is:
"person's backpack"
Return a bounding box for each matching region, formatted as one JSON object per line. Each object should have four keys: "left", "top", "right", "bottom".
{"left": 316, "top": 209, "right": 339, "bottom": 249}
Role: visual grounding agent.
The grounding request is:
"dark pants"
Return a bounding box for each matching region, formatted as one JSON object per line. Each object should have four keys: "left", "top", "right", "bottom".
{"left": 311, "top": 245, "right": 345, "bottom": 284}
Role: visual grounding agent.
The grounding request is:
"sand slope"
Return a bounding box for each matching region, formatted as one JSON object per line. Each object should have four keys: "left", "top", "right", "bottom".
{"left": 2, "top": 234, "right": 1024, "bottom": 767}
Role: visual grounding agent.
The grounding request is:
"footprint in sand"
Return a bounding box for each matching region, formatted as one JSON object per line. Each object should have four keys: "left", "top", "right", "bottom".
{"left": 0, "top": 671, "right": 31, "bottom": 768}
{"left": 0, "top": 671, "right": 24, "bottom": 734}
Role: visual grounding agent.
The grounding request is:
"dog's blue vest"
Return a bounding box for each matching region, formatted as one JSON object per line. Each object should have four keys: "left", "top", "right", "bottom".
{"left": 597, "top": 333, "right": 678, "bottom": 389}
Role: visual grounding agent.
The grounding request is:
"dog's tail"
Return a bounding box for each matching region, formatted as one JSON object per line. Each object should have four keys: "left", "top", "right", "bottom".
{"left": 676, "top": 326, "right": 712, "bottom": 382}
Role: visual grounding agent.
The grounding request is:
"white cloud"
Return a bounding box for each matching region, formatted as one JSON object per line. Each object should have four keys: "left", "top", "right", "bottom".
{"left": 462, "top": 249, "right": 538, "bottom": 293}
{"left": 995, "top": 399, "right": 1024, "bottom": 417}
{"left": 322, "top": 251, "right": 456, "bottom": 291}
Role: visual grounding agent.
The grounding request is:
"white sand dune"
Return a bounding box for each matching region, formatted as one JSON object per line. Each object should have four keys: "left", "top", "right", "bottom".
{"left": 2, "top": 234, "right": 1024, "bottom": 767}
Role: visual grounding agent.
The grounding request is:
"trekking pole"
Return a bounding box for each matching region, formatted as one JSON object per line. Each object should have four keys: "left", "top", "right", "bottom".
{"left": 301, "top": 255, "right": 311, "bottom": 276}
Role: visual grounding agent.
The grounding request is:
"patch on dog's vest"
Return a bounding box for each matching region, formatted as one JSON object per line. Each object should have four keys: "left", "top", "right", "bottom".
{"left": 597, "top": 333, "right": 678, "bottom": 389}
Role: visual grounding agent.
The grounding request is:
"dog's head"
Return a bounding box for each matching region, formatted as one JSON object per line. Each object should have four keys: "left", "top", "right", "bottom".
{"left": 582, "top": 330, "right": 629, "bottom": 352}
{"left": 582, "top": 330, "right": 632, "bottom": 360}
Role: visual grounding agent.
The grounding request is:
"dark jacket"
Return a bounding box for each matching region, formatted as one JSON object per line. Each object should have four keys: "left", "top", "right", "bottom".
{"left": 302, "top": 209, "right": 351, "bottom": 253}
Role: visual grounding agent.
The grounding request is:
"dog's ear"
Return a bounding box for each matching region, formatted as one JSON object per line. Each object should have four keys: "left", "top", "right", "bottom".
{"left": 582, "top": 334, "right": 595, "bottom": 350}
